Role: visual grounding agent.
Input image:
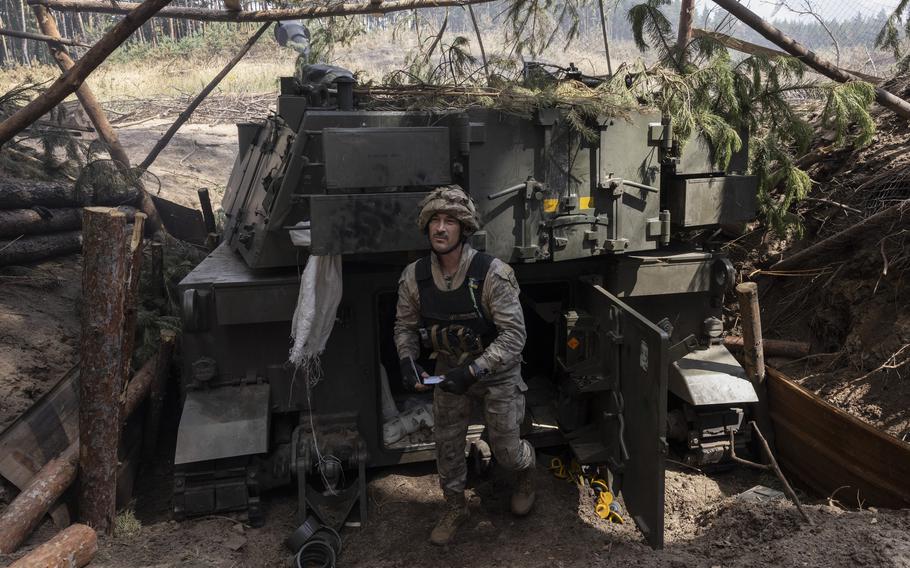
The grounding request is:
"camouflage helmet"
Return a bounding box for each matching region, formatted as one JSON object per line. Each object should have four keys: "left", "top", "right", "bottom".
{"left": 416, "top": 185, "right": 481, "bottom": 236}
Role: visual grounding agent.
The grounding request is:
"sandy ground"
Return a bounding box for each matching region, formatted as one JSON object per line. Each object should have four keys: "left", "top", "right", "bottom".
{"left": 1, "top": 115, "right": 909, "bottom": 567}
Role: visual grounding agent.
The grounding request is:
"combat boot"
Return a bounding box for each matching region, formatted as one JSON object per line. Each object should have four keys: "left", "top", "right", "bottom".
{"left": 430, "top": 493, "right": 469, "bottom": 546}
{"left": 511, "top": 465, "right": 536, "bottom": 516}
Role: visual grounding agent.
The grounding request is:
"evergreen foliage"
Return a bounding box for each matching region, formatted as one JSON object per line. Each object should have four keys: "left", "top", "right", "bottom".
{"left": 876, "top": 0, "right": 910, "bottom": 70}
{"left": 625, "top": 2, "right": 876, "bottom": 235}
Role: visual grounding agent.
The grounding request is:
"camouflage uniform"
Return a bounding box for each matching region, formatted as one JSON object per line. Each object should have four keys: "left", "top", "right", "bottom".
{"left": 394, "top": 243, "right": 535, "bottom": 495}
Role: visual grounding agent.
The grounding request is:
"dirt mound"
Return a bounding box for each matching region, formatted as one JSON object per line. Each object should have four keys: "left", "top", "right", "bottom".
{"left": 731, "top": 71, "right": 910, "bottom": 442}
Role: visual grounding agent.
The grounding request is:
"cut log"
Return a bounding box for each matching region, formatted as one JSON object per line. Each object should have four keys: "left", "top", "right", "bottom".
{"left": 142, "top": 329, "right": 176, "bottom": 461}
{"left": 7, "top": 523, "right": 96, "bottom": 568}
{"left": 120, "top": 357, "right": 157, "bottom": 421}
{"left": 0, "top": 205, "right": 137, "bottom": 238}
{"left": 0, "top": 231, "right": 82, "bottom": 266}
{"left": 78, "top": 207, "right": 129, "bottom": 535}
{"left": 723, "top": 336, "right": 810, "bottom": 358}
{"left": 735, "top": 282, "right": 775, "bottom": 452}
{"left": 0, "top": 0, "right": 175, "bottom": 146}
{"left": 0, "top": 445, "right": 78, "bottom": 554}
{"left": 0, "top": 208, "right": 80, "bottom": 237}
{"left": 0, "top": 178, "right": 140, "bottom": 208}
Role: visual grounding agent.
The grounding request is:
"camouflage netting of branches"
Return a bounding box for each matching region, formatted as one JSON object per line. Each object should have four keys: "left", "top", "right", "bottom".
{"left": 330, "top": 0, "right": 880, "bottom": 236}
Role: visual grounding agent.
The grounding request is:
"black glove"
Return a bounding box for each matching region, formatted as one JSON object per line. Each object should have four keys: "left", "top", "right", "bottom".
{"left": 439, "top": 364, "right": 477, "bottom": 395}
{"left": 399, "top": 357, "right": 425, "bottom": 391}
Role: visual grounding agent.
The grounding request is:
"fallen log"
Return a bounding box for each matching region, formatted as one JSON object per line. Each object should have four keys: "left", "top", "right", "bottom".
{"left": 0, "top": 205, "right": 137, "bottom": 238}
{"left": 0, "top": 178, "right": 140, "bottom": 208}
{"left": 710, "top": 0, "right": 910, "bottom": 120}
{"left": 0, "top": 231, "right": 82, "bottom": 266}
{"left": 121, "top": 357, "right": 158, "bottom": 421}
{"left": 724, "top": 336, "right": 811, "bottom": 359}
{"left": 78, "top": 207, "right": 130, "bottom": 535}
{"left": 7, "top": 523, "right": 96, "bottom": 568}
{"left": 0, "top": 445, "right": 78, "bottom": 554}
{"left": 0, "top": 208, "right": 81, "bottom": 237}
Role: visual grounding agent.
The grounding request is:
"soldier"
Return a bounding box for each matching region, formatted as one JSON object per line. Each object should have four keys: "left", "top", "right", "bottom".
{"left": 394, "top": 185, "right": 536, "bottom": 546}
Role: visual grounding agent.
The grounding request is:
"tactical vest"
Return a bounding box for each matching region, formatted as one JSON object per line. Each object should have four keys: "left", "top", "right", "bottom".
{"left": 416, "top": 252, "right": 497, "bottom": 362}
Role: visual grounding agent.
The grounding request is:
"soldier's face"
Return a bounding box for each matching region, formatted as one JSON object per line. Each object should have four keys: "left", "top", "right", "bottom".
{"left": 428, "top": 212, "right": 462, "bottom": 254}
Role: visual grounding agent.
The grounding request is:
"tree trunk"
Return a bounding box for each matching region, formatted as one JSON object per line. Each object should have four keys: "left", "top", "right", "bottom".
{"left": 0, "top": 16, "right": 9, "bottom": 64}
{"left": 676, "top": 0, "right": 693, "bottom": 64}
{"left": 31, "top": 6, "right": 132, "bottom": 168}
{"left": 19, "top": 0, "right": 29, "bottom": 65}
{"left": 139, "top": 21, "right": 270, "bottom": 171}
{"left": 0, "top": 178, "right": 140, "bottom": 208}
{"left": 7, "top": 523, "right": 96, "bottom": 568}
{"left": 0, "top": 230, "right": 82, "bottom": 266}
{"left": 0, "top": 0, "right": 174, "bottom": 146}
{"left": 0, "top": 445, "right": 78, "bottom": 554}
{"left": 710, "top": 0, "right": 910, "bottom": 120}
{"left": 77, "top": 207, "right": 129, "bottom": 535}
{"left": 28, "top": 0, "right": 501, "bottom": 22}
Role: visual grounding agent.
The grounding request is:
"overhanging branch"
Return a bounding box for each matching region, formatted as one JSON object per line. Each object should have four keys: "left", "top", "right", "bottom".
{"left": 28, "top": 0, "right": 499, "bottom": 22}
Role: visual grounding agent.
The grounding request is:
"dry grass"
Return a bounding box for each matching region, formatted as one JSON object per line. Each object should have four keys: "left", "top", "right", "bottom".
{"left": 113, "top": 509, "right": 142, "bottom": 539}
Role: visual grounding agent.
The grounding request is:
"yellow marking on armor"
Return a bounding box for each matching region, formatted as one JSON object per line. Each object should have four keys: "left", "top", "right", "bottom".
{"left": 567, "top": 337, "right": 580, "bottom": 350}
{"left": 579, "top": 196, "right": 593, "bottom": 209}
{"left": 543, "top": 199, "right": 559, "bottom": 213}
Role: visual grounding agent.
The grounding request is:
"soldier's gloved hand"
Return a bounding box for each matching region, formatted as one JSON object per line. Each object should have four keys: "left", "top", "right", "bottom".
{"left": 399, "top": 358, "right": 427, "bottom": 391}
{"left": 439, "top": 364, "right": 477, "bottom": 395}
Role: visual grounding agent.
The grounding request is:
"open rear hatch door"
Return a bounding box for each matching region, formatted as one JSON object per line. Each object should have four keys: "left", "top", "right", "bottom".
{"left": 577, "top": 282, "right": 669, "bottom": 549}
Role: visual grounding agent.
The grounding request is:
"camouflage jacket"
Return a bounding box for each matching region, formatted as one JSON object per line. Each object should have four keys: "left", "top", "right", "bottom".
{"left": 394, "top": 244, "right": 526, "bottom": 380}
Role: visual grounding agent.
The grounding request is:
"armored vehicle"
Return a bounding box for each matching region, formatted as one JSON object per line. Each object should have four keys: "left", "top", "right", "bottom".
{"left": 176, "top": 54, "right": 758, "bottom": 549}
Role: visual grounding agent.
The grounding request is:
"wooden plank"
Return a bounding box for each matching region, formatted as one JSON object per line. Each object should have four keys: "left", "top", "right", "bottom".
{"left": 767, "top": 366, "right": 910, "bottom": 508}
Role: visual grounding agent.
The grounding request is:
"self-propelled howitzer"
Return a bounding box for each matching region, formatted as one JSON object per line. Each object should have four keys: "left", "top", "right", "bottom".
{"left": 176, "top": 60, "right": 759, "bottom": 549}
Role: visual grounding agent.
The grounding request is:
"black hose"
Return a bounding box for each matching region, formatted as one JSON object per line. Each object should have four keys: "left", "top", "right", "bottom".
{"left": 289, "top": 518, "right": 342, "bottom": 568}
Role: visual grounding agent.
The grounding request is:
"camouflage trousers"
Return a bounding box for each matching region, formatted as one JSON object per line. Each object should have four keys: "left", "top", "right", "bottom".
{"left": 433, "top": 370, "right": 535, "bottom": 496}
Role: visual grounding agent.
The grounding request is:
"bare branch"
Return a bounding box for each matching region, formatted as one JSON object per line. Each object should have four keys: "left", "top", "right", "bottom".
{"left": 28, "top": 0, "right": 499, "bottom": 22}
